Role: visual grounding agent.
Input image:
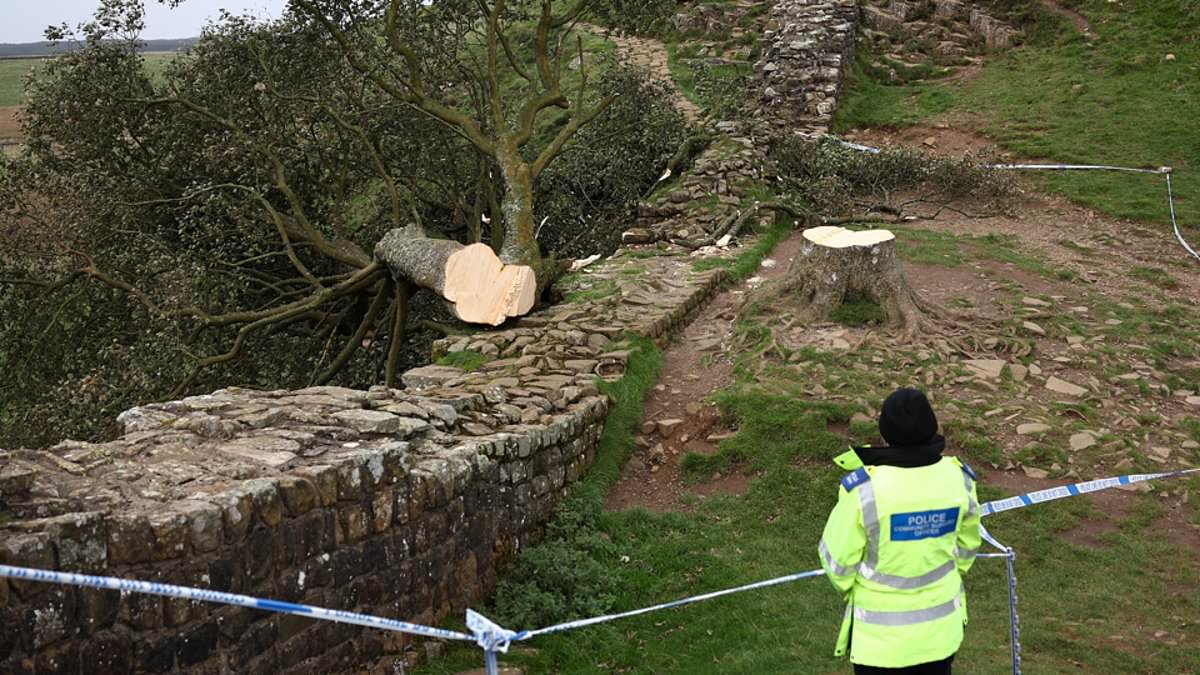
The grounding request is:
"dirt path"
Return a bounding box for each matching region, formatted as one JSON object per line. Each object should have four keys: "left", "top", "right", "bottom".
{"left": 579, "top": 24, "right": 703, "bottom": 123}
{"left": 605, "top": 234, "right": 806, "bottom": 512}
{"left": 1039, "top": 0, "right": 1097, "bottom": 40}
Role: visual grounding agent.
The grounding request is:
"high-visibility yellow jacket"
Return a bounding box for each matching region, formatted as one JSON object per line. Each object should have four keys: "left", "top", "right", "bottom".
{"left": 818, "top": 455, "right": 982, "bottom": 668}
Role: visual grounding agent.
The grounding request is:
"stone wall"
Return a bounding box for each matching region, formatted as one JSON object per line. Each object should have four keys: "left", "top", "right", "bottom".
{"left": 860, "top": 0, "right": 1018, "bottom": 72}
{"left": 753, "top": 0, "right": 860, "bottom": 135}
{"left": 0, "top": 253, "right": 729, "bottom": 673}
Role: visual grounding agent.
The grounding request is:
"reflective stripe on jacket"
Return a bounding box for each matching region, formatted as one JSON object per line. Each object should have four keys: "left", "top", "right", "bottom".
{"left": 818, "top": 456, "right": 982, "bottom": 668}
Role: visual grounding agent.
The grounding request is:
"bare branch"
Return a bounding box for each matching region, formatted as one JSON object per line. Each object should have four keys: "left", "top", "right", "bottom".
{"left": 317, "top": 279, "right": 392, "bottom": 385}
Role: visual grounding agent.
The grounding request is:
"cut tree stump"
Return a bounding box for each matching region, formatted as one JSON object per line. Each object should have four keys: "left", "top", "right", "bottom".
{"left": 375, "top": 227, "right": 536, "bottom": 326}
{"left": 762, "top": 225, "right": 936, "bottom": 337}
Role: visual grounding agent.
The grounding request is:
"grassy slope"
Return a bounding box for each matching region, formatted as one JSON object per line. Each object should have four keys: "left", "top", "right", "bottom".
{"left": 835, "top": 0, "right": 1200, "bottom": 230}
{"left": 423, "top": 336, "right": 1199, "bottom": 673}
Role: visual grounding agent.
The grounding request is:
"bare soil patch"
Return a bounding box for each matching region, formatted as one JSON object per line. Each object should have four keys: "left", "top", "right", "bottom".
{"left": 604, "top": 234, "right": 806, "bottom": 512}
{"left": 0, "top": 106, "right": 22, "bottom": 139}
{"left": 848, "top": 124, "right": 998, "bottom": 158}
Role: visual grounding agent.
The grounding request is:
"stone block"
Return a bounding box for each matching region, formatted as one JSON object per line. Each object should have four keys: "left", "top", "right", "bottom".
{"left": 175, "top": 614, "right": 218, "bottom": 662}
{"left": 402, "top": 365, "right": 464, "bottom": 390}
{"left": 336, "top": 461, "right": 366, "bottom": 502}
{"left": 28, "top": 587, "right": 76, "bottom": 649}
{"left": 12, "top": 512, "right": 107, "bottom": 572}
{"left": 81, "top": 629, "right": 133, "bottom": 674}
{"left": 336, "top": 504, "right": 370, "bottom": 545}
{"left": 175, "top": 500, "right": 223, "bottom": 554}
{"left": 293, "top": 464, "right": 339, "bottom": 506}
{"left": 244, "top": 478, "right": 285, "bottom": 527}
{"left": 136, "top": 632, "right": 178, "bottom": 673}
{"left": 212, "top": 487, "right": 253, "bottom": 543}
{"left": 33, "top": 639, "right": 80, "bottom": 675}
{"left": 232, "top": 617, "right": 278, "bottom": 668}
{"left": 207, "top": 555, "right": 241, "bottom": 594}
{"left": 242, "top": 526, "right": 275, "bottom": 584}
{"left": 105, "top": 514, "right": 158, "bottom": 566}
{"left": 77, "top": 587, "right": 120, "bottom": 636}
{"left": 146, "top": 511, "right": 189, "bottom": 561}
{"left": 118, "top": 592, "right": 162, "bottom": 631}
{"left": 0, "top": 533, "right": 55, "bottom": 598}
{"left": 276, "top": 475, "right": 322, "bottom": 516}
{"left": 370, "top": 488, "right": 394, "bottom": 534}
{"left": 330, "top": 546, "right": 364, "bottom": 587}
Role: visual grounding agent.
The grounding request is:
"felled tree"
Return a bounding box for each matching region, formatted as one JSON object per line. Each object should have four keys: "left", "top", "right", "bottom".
{"left": 3, "top": 0, "right": 614, "bottom": 395}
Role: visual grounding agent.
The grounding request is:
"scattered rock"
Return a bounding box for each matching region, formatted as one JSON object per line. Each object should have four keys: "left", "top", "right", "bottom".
{"left": 1046, "top": 376, "right": 1088, "bottom": 397}
{"left": 1009, "top": 365, "right": 1029, "bottom": 382}
{"left": 402, "top": 365, "right": 464, "bottom": 390}
{"left": 657, "top": 419, "right": 685, "bottom": 438}
{"left": 1017, "top": 423, "right": 1052, "bottom": 436}
{"left": 1069, "top": 433, "right": 1096, "bottom": 452}
{"left": 1022, "top": 466, "right": 1050, "bottom": 479}
{"left": 1022, "top": 321, "right": 1046, "bottom": 336}
{"left": 964, "top": 359, "right": 1006, "bottom": 380}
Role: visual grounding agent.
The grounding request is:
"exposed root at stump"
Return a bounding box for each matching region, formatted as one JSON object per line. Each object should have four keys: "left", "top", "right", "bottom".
{"left": 742, "top": 226, "right": 1007, "bottom": 357}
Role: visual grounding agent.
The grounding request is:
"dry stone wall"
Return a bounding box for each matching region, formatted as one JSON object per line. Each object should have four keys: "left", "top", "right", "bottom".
{"left": 0, "top": 253, "right": 728, "bottom": 674}
{"left": 753, "top": 0, "right": 860, "bottom": 135}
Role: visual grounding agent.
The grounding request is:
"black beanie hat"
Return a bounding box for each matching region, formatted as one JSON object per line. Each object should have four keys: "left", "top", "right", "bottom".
{"left": 878, "top": 388, "right": 939, "bottom": 447}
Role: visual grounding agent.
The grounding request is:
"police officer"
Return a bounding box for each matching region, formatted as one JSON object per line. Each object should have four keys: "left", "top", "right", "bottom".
{"left": 818, "top": 388, "right": 982, "bottom": 674}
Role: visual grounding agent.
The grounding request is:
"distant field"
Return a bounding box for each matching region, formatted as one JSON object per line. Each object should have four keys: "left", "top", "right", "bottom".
{"left": 0, "top": 53, "right": 177, "bottom": 107}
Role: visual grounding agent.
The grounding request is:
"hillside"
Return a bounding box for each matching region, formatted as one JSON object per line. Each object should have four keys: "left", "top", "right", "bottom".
{"left": 0, "top": 37, "right": 197, "bottom": 58}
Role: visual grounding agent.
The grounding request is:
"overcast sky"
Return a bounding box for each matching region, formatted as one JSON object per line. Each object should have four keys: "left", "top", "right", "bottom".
{"left": 0, "top": 0, "right": 289, "bottom": 43}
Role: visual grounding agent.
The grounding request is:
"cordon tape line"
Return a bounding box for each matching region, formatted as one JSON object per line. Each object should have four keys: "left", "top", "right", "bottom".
{"left": 2, "top": 465, "right": 1198, "bottom": 674}
{"left": 0, "top": 564, "right": 474, "bottom": 642}
{"left": 979, "top": 468, "right": 1200, "bottom": 517}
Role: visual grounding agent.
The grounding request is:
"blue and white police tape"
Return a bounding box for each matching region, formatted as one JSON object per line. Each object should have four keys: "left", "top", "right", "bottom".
{"left": 511, "top": 568, "right": 827, "bottom": 641}
{"left": 979, "top": 467, "right": 1200, "bottom": 517}
{"left": 0, "top": 564, "right": 474, "bottom": 643}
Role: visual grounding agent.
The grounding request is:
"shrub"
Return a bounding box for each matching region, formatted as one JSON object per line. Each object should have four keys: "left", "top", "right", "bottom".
{"left": 690, "top": 61, "right": 751, "bottom": 120}
{"left": 591, "top": 0, "right": 677, "bottom": 37}
{"left": 490, "top": 494, "right": 620, "bottom": 627}
{"left": 767, "top": 136, "right": 1019, "bottom": 216}
{"left": 536, "top": 63, "right": 689, "bottom": 258}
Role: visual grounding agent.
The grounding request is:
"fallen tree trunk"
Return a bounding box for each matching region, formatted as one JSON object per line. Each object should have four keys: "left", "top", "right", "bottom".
{"left": 375, "top": 226, "right": 536, "bottom": 326}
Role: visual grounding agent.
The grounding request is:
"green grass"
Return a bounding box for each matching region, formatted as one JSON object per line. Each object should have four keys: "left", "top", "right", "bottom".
{"left": 834, "top": 0, "right": 1200, "bottom": 229}
{"left": 692, "top": 209, "right": 795, "bottom": 279}
{"left": 1130, "top": 265, "right": 1179, "bottom": 289}
{"left": 435, "top": 350, "right": 491, "bottom": 372}
{"left": 0, "top": 58, "right": 37, "bottom": 106}
{"left": 829, "top": 298, "right": 883, "bottom": 327}
{"left": 422, "top": 321, "right": 1200, "bottom": 673}
{"left": 0, "top": 54, "right": 177, "bottom": 106}
{"left": 562, "top": 278, "right": 620, "bottom": 304}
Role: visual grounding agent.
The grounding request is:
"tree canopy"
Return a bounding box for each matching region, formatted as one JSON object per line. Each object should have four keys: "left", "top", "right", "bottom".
{"left": 0, "top": 0, "right": 689, "bottom": 446}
